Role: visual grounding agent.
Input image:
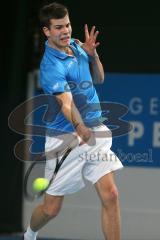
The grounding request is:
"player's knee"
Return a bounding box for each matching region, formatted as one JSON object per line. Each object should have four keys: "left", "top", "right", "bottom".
{"left": 43, "top": 204, "right": 61, "bottom": 219}
{"left": 110, "top": 186, "right": 119, "bottom": 201}
{"left": 102, "top": 186, "right": 119, "bottom": 207}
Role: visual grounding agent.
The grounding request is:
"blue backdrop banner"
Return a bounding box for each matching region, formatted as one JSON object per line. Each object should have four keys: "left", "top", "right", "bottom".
{"left": 96, "top": 73, "right": 160, "bottom": 168}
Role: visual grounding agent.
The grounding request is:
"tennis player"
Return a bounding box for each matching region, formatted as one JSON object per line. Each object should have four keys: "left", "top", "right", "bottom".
{"left": 24, "top": 2, "right": 123, "bottom": 240}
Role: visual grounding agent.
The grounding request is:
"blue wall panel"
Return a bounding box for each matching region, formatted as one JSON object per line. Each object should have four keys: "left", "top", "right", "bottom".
{"left": 96, "top": 73, "right": 160, "bottom": 167}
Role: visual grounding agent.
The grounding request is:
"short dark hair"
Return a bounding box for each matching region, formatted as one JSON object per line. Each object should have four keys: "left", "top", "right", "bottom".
{"left": 39, "top": 2, "right": 69, "bottom": 29}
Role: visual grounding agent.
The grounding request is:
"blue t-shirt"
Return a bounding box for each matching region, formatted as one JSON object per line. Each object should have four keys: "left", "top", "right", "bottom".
{"left": 40, "top": 39, "right": 102, "bottom": 134}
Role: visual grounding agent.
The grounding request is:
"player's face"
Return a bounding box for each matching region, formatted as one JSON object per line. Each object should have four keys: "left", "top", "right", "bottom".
{"left": 43, "top": 15, "right": 72, "bottom": 51}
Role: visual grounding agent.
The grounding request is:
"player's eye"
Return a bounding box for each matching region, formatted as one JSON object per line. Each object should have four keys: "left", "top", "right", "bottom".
{"left": 55, "top": 26, "right": 62, "bottom": 30}
{"left": 66, "top": 23, "right": 71, "bottom": 28}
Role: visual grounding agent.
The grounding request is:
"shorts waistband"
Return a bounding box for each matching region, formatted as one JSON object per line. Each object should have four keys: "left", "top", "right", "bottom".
{"left": 46, "top": 121, "right": 105, "bottom": 137}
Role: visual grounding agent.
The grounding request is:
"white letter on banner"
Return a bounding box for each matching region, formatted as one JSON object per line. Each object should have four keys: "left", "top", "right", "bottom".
{"left": 150, "top": 98, "right": 159, "bottom": 115}
{"left": 128, "top": 121, "right": 144, "bottom": 146}
{"left": 129, "top": 97, "right": 143, "bottom": 115}
{"left": 153, "top": 122, "right": 160, "bottom": 147}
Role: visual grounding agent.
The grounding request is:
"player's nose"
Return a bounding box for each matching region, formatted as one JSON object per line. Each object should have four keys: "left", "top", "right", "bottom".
{"left": 62, "top": 26, "right": 70, "bottom": 34}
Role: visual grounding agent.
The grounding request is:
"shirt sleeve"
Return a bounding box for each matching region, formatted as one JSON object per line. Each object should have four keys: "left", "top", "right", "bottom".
{"left": 40, "top": 63, "right": 70, "bottom": 95}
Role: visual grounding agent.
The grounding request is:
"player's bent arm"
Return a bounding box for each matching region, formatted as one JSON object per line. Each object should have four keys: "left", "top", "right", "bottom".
{"left": 89, "top": 53, "right": 105, "bottom": 84}
{"left": 55, "top": 92, "right": 92, "bottom": 143}
{"left": 75, "top": 39, "right": 104, "bottom": 84}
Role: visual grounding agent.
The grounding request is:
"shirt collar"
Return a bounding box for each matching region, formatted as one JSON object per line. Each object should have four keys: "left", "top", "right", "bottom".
{"left": 45, "top": 39, "right": 80, "bottom": 59}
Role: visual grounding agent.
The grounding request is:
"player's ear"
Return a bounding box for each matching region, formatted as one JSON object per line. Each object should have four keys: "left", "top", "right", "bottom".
{"left": 43, "top": 27, "right": 50, "bottom": 38}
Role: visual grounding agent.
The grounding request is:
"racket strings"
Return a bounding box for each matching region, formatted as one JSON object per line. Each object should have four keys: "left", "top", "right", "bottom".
{"left": 24, "top": 147, "right": 72, "bottom": 201}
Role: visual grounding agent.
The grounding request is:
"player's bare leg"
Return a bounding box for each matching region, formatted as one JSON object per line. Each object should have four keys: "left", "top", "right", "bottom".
{"left": 31, "top": 194, "right": 64, "bottom": 231}
{"left": 95, "top": 172, "right": 121, "bottom": 240}
{"left": 24, "top": 194, "right": 64, "bottom": 240}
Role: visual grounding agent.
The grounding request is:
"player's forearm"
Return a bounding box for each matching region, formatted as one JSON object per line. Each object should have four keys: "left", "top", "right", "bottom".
{"left": 56, "top": 93, "right": 92, "bottom": 143}
{"left": 61, "top": 101, "right": 84, "bottom": 128}
{"left": 55, "top": 92, "right": 84, "bottom": 127}
{"left": 61, "top": 101, "right": 93, "bottom": 143}
{"left": 90, "top": 53, "right": 104, "bottom": 84}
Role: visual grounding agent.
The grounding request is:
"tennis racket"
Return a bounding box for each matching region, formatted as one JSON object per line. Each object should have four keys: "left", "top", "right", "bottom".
{"left": 24, "top": 135, "right": 79, "bottom": 201}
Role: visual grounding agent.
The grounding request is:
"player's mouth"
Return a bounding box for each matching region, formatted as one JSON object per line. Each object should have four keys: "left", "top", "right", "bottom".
{"left": 60, "top": 36, "right": 70, "bottom": 43}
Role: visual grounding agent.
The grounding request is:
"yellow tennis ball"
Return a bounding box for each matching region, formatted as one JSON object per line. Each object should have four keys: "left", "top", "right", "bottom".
{"left": 33, "top": 178, "right": 49, "bottom": 192}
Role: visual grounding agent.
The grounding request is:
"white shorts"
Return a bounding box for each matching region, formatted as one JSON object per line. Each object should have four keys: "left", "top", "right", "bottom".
{"left": 45, "top": 124, "right": 123, "bottom": 196}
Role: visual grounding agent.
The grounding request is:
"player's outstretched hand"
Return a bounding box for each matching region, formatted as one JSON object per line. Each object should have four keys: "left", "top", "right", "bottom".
{"left": 82, "top": 24, "right": 100, "bottom": 57}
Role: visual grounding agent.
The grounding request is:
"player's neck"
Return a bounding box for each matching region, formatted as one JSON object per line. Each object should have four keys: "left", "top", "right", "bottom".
{"left": 48, "top": 40, "right": 73, "bottom": 55}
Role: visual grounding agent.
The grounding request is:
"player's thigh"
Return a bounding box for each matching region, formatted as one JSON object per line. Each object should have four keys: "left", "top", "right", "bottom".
{"left": 94, "top": 172, "right": 118, "bottom": 204}
{"left": 43, "top": 193, "right": 64, "bottom": 216}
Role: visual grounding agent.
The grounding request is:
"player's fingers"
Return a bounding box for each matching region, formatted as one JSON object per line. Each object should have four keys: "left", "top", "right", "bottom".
{"left": 79, "top": 140, "right": 85, "bottom": 146}
{"left": 84, "top": 24, "right": 89, "bottom": 40}
{"left": 94, "top": 31, "right": 99, "bottom": 41}
{"left": 90, "top": 26, "right": 96, "bottom": 38}
{"left": 72, "top": 133, "right": 84, "bottom": 146}
{"left": 95, "top": 42, "right": 100, "bottom": 48}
